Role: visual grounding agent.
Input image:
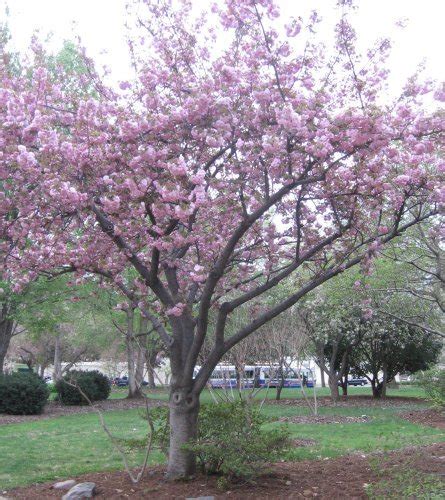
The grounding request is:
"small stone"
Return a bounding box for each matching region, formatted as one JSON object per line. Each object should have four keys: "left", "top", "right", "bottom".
{"left": 53, "top": 480, "right": 76, "bottom": 490}
{"left": 303, "top": 490, "right": 313, "bottom": 497}
{"left": 62, "top": 482, "right": 96, "bottom": 500}
{"left": 186, "top": 497, "right": 215, "bottom": 500}
{"left": 285, "top": 481, "right": 292, "bottom": 486}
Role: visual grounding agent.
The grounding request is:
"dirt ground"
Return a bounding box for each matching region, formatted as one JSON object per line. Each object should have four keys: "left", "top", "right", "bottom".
{"left": 400, "top": 408, "right": 445, "bottom": 429}
{"left": 269, "top": 395, "right": 427, "bottom": 409}
{"left": 6, "top": 443, "right": 444, "bottom": 499}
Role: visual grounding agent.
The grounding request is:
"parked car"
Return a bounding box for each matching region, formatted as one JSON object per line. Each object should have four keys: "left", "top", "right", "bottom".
{"left": 339, "top": 377, "right": 368, "bottom": 387}
{"left": 112, "top": 376, "right": 149, "bottom": 387}
{"left": 112, "top": 376, "right": 129, "bottom": 387}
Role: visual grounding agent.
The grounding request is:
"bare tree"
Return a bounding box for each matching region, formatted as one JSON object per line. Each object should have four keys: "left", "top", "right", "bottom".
{"left": 257, "top": 307, "right": 308, "bottom": 400}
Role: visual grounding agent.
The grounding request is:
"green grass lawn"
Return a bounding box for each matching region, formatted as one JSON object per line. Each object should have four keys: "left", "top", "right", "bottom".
{"left": 0, "top": 409, "right": 165, "bottom": 490}
{"left": 138, "top": 384, "right": 429, "bottom": 403}
{"left": 1, "top": 384, "right": 442, "bottom": 491}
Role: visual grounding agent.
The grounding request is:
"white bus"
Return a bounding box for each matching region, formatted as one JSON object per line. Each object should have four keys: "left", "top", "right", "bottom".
{"left": 201, "top": 364, "right": 315, "bottom": 389}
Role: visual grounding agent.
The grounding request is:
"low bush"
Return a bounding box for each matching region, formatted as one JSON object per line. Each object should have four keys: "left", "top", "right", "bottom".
{"left": 0, "top": 372, "right": 49, "bottom": 415}
{"left": 187, "top": 400, "right": 290, "bottom": 481}
{"left": 416, "top": 369, "right": 445, "bottom": 407}
{"left": 148, "top": 400, "right": 290, "bottom": 482}
{"left": 56, "top": 370, "right": 111, "bottom": 405}
{"left": 88, "top": 370, "right": 111, "bottom": 400}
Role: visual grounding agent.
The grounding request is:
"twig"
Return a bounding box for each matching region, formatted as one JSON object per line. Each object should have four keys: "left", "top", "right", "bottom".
{"left": 65, "top": 378, "right": 154, "bottom": 483}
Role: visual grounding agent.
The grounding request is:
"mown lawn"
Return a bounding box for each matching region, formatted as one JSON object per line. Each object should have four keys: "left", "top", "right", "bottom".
{"left": 1, "top": 385, "right": 442, "bottom": 491}
{"left": 117, "top": 383, "right": 429, "bottom": 403}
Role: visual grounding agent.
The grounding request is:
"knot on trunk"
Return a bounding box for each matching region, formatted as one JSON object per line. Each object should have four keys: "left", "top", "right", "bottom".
{"left": 170, "top": 388, "right": 198, "bottom": 412}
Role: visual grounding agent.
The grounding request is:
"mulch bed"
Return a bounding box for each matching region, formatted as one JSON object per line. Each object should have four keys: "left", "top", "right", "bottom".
{"left": 0, "top": 398, "right": 165, "bottom": 426}
{"left": 279, "top": 414, "right": 370, "bottom": 424}
{"left": 6, "top": 443, "right": 445, "bottom": 499}
{"left": 400, "top": 408, "right": 445, "bottom": 429}
{"left": 270, "top": 395, "right": 427, "bottom": 409}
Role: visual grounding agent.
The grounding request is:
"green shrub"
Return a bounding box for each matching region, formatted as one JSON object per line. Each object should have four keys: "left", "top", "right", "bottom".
{"left": 416, "top": 369, "right": 445, "bottom": 407}
{"left": 0, "top": 372, "right": 49, "bottom": 415}
{"left": 87, "top": 370, "right": 111, "bottom": 401}
{"left": 147, "top": 401, "right": 290, "bottom": 482}
{"left": 146, "top": 406, "right": 170, "bottom": 454}
{"left": 186, "top": 401, "right": 290, "bottom": 480}
{"left": 56, "top": 370, "right": 110, "bottom": 405}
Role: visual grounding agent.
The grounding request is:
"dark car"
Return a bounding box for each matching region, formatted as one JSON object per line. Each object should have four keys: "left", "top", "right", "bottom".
{"left": 112, "top": 376, "right": 129, "bottom": 387}
{"left": 339, "top": 377, "right": 368, "bottom": 386}
{"left": 112, "top": 376, "right": 149, "bottom": 387}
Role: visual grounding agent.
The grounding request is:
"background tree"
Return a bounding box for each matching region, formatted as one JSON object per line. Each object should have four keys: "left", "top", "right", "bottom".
{"left": 14, "top": 276, "right": 115, "bottom": 380}
{"left": 372, "top": 223, "right": 444, "bottom": 338}
{"left": 257, "top": 306, "right": 308, "bottom": 400}
{"left": 350, "top": 318, "right": 442, "bottom": 397}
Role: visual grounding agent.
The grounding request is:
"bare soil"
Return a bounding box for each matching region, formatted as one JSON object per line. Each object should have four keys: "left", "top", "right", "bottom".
{"left": 278, "top": 414, "right": 370, "bottom": 424}
{"left": 6, "top": 443, "right": 444, "bottom": 499}
{"left": 270, "top": 395, "right": 427, "bottom": 408}
{"left": 0, "top": 398, "right": 164, "bottom": 426}
{"left": 400, "top": 408, "right": 445, "bottom": 429}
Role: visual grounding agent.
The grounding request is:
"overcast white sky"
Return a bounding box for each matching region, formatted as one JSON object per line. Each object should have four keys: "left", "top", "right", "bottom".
{"left": 2, "top": 0, "right": 444, "bottom": 93}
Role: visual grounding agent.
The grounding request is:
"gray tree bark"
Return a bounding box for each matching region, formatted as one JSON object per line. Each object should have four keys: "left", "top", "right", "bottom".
{"left": 167, "top": 386, "right": 199, "bottom": 479}
{"left": 126, "top": 308, "right": 146, "bottom": 399}
{"left": 52, "top": 334, "right": 63, "bottom": 382}
{"left": 0, "top": 303, "right": 14, "bottom": 374}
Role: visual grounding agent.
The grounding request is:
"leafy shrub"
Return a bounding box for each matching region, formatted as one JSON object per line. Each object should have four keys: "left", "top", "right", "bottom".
{"left": 147, "top": 401, "right": 290, "bottom": 482}
{"left": 416, "top": 369, "right": 445, "bottom": 407}
{"left": 88, "top": 370, "right": 111, "bottom": 400}
{"left": 145, "top": 406, "right": 170, "bottom": 454}
{"left": 186, "top": 401, "right": 290, "bottom": 480}
{"left": 56, "top": 370, "right": 110, "bottom": 405}
{"left": 0, "top": 372, "right": 49, "bottom": 415}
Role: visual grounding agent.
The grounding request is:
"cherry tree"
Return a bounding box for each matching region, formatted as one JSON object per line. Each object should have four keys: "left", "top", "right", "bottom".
{"left": 0, "top": 0, "right": 443, "bottom": 477}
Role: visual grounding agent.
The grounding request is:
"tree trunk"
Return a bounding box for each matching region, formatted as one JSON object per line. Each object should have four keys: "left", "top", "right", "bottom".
{"left": 315, "top": 349, "right": 326, "bottom": 388}
{"left": 125, "top": 308, "right": 144, "bottom": 399}
{"left": 0, "top": 316, "right": 14, "bottom": 375}
{"left": 340, "top": 367, "right": 349, "bottom": 396}
{"left": 53, "top": 334, "right": 63, "bottom": 382}
{"left": 147, "top": 365, "right": 156, "bottom": 389}
{"left": 126, "top": 336, "right": 143, "bottom": 399}
{"left": 134, "top": 344, "right": 146, "bottom": 392}
{"left": 381, "top": 362, "right": 388, "bottom": 398}
{"left": 328, "top": 375, "right": 340, "bottom": 401}
{"left": 276, "top": 376, "right": 284, "bottom": 400}
{"left": 146, "top": 349, "right": 158, "bottom": 389}
{"left": 167, "top": 386, "right": 199, "bottom": 479}
{"left": 371, "top": 378, "right": 383, "bottom": 398}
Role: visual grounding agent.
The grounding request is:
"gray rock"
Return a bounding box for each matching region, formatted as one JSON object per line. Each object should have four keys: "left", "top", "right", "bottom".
{"left": 62, "top": 482, "right": 96, "bottom": 499}
{"left": 186, "top": 497, "right": 215, "bottom": 500}
{"left": 53, "top": 480, "right": 76, "bottom": 490}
